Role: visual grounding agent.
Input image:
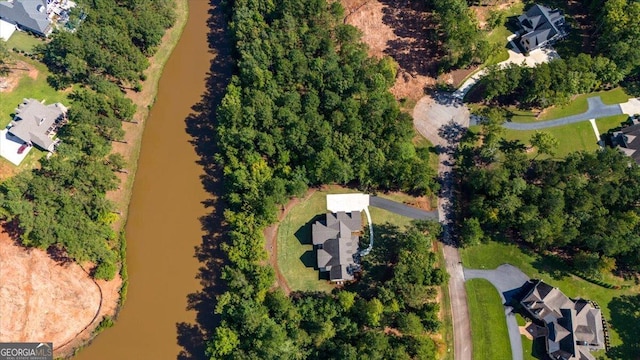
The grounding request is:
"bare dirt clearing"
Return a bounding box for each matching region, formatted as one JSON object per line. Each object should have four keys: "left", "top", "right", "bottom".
{"left": 0, "top": 230, "right": 121, "bottom": 357}
{"left": 342, "top": 0, "right": 438, "bottom": 102}
{"left": 0, "top": 60, "right": 38, "bottom": 93}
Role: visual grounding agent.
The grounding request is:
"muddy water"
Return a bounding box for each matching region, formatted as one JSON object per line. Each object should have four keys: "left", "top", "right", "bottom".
{"left": 74, "top": 1, "right": 212, "bottom": 359}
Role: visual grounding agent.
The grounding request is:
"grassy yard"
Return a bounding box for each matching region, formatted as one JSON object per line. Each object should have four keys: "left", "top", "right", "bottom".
{"left": 596, "top": 114, "right": 628, "bottom": 136}
{"left": 484, "top": 2, "right": 524, "bottom": 66}
{"left": 276, "top": 186, "right": 427, "bottom": 292}
{"left": 538, "top": 88, "right": 630, "bottom": 121}
{"left": 502, "top": 120, "right": 598, "bottom": 158}
{"left": 413, "top": 131, "right": 440, "bottom": 173}
{"left": 1, "top": 55, "right": 69, "bottom": 128}
{"left": 6, "top": 31, "right": 46, "bottom": 53}
{"left": 460, "top": 240, "right": 640, "bottom": 358}
{"left": 465, "top": 279, "right": 512, "bottom": 360}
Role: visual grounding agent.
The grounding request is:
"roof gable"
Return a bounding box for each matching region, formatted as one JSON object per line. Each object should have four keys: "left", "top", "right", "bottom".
{"left": 0, "top": 0, "right": 51, "bottom": 35}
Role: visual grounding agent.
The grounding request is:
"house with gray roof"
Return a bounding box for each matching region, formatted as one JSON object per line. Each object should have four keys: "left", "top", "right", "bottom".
{"left": 312, "top": 211, "right": 361, "bottom": 282}
{"left": 521, "top": 280, "right": 605, "bottom": 360}
{"left": 517, "top": 4, "right": 567, "bottom": 52}
{"left": 8, "top": 98, "right": 67, "bottom": 151}
{"left": 610, "top": 120, "right": 640, "bottom": 164}
{"left": 0, "top": 0, "right": 52, "bottom": 37}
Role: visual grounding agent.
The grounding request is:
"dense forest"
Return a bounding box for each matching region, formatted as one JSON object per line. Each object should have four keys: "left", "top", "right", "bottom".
{"left": 0, "top": 0, "right": 176, "bottom": 279}
{"left": 456, "top": 124, "right": 640, "bottom": 274}
{"left": 208, "top": 0, "right": 443, "bottom": 357}
{"left": 474, "top": 0, "right": 640, "bottom": 107}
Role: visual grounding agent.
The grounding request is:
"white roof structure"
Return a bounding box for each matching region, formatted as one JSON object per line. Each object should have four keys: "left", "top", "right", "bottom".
{"left": 0, "top": 18, "right": 17, "bottom": 40}
{"left": 326, "top": 193, "right": 370, "bottom": 212}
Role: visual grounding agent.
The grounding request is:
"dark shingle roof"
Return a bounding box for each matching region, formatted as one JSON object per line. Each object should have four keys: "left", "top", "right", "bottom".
{"left": 312, "top": 211, "right": 361, "bottom": 281}
{"left": 517, "top": 4, "right": 566, "bottom": 50}
{"left": 611, "top": 123, "right": 640, "bottom": 164}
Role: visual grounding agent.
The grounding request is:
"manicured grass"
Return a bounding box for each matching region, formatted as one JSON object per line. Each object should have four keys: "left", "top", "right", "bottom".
{"left": 502, "top": 121, "right": 598, "bottom": 158}
{"left": 0, "top": 55, "right": 69, "bottom": 128}
{"left": 465, "top": 279, "right": 512, "bottom": 360}
{"left": 538, "top": 88, "right": 630, "bottom": 121}
{"left": 596, "top": 114, "right": 628, "bottom": 136}
{"left": 484, "top": 2, "right": 524, "bottom": 66}
{"left": 433, "top": 242, "right": 454, "bottom": 360}
{"left": 413, "top": 131, "right": 440, "bottom": 173}
{"left": 277, "top": 187, "right": 426, "bottom": 292}
{"left": 6, "top": 31, "right": 46, "bottom": 53}
{"left": 460, "top": 240, "right": 640, "bottom": 357}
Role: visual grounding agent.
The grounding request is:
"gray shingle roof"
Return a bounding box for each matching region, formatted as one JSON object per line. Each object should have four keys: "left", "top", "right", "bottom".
{"left": 312, "top": 211, "right": 361, "bottom": 281}
{"left": 0, "top": 0, "right": 52, "bottom": 36}
{"left": 611, "top": 122, "right": 640, "bottom": 164}
{"left": 517, "top": 4, "right": 566, "bottom": 51}
{"left": 521, "top": 280, "right": 605, "bottom": 360}
{"left": 8, "top": 99, "right": 66, "bottom": 150}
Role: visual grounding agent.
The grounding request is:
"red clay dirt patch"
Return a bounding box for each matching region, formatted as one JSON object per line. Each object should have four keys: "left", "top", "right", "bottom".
{"left": 0, "top": 60, "right": 38, "bottom": 93}
{"left": 0, "top": 230, "right": 121, "bottom": 358}
{"left": 341, "top": 0, "right": 438, "bottom": 102}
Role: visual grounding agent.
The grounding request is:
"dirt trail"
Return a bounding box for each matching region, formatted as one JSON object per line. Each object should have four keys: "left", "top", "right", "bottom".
{"left": 264, "top": 189, "right": 318, "bottom": 294}
{"left": 0, "top": 231, "right": 121, "bottom": 357}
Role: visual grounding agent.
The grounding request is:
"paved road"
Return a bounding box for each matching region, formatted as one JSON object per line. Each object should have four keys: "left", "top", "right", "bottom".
{"left": 414, "top": 93, "right": 472, "bottom": 360}
{"left": 464, "top": 265, "right": 531, "bottom": 360}
{"left": 503, "top": 96, "right": 622, "bottom": 130}
{"left": 369, "top": 196, "right": 438, "bottom": 220}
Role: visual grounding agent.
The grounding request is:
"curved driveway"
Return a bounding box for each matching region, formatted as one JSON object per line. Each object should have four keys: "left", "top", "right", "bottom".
{"left": 464, "top": 264, "right": 530, "bottom": 360}
{"left": 503, "top": 96, "right": 622, "bottom": 130}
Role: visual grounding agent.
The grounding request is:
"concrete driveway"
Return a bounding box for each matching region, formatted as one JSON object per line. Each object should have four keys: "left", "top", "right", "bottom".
{"left": 503, "top": 96, "right": 623, "bottom": 130}
{"left": 464, "top": 264, "right": 531, "bottom": 360}
{"left": 0, "top": 129, "right": 31, "bottom": 166}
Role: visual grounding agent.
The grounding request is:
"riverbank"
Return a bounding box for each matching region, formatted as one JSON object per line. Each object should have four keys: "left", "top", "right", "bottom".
{"left": 0, "top": 1, "right": 190, "bottom": 358}
{"left": 108, "top": 0, "right": 190, "bottom": 231}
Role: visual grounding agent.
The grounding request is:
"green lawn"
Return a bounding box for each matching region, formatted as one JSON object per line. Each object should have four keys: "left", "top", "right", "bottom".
{"left": 596, "top": 114, "right": 628, "bottom": 136}
{"left": 503, "top": 121, "right": 598, "bottom": 158}
{"left": 538, "top": 88, "right": 630, "bottom": 121}
{"left": 276, "top": 187, "right": 425, "bottom": 292}
{"left": 1, "top": 55, "right": 69, "bottom": 128}
{"left": 413, "top": 131, "right": 439, "bottom": 173}
{"left": 6, "top": 31, "right": 46, "bottom": 53}
{"left": 465, "top": 279, "right": 512, "bottom": 360}
{"left": 460, "top": 241, "right": 640, "bottom": 358}
{"left": 486, "top": 3, "right": 524, "bottom": 65}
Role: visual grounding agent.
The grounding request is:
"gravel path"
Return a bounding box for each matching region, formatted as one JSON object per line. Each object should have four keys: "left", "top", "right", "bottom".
{"left": 503, "top": 96, "right": 622, "bottom": 130}
{"left": 464, "top": 264, "right": 531, "bottom": 360}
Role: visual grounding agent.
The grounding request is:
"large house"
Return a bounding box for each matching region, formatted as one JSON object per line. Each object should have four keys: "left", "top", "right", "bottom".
{"left": 0, "top": 0, "right": 53, "bottom": 37}
{"left": 517, "top": 4, "right": 567, "bottom": 52}
{"left": 312, "top": 211, "right": 361, "bottom": 282}
{"left": 610, "top": 120, "right": 640, "bottom": 164}
{"left": 8, "top": 99, "right": 67, "bottom": 151}
{"left": 521, "top": 280, "right": 605, "bottom": 360}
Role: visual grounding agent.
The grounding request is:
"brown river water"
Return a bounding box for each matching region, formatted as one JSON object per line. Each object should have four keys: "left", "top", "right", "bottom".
{"left": 75, "top": 1, "right": 214, "bottom": 358}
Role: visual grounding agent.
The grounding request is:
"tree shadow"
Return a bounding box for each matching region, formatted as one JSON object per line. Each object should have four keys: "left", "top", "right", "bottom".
{"left": 378, "top": 0, "right": 441, "bottom": 77}
{"left": 176, "top": 1, "right": 234, "bottom": 359}
{"left": 530, "top": 253, "right": 569, "bottom": 281}
{"left": 608, "top": 294, "right": 640, "bottom": 359}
